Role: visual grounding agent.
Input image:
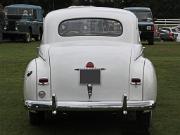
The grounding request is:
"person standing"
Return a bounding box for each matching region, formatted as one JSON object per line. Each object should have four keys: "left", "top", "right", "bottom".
{"left": 0, "top": 4, "right": 5, "bottom": 42}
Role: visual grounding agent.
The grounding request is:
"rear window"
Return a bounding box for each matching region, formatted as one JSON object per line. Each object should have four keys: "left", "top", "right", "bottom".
{"left": 5, "top": 7, "right": 33, "bottom": 16}
{"left": 161, "top": 28, "right": 170, "bottom": 32}
{"left": 58, "top": 18, "right": 123, "bottom": 37}
{"left": 128, "top": 10, "right": 152, "bottom": 22}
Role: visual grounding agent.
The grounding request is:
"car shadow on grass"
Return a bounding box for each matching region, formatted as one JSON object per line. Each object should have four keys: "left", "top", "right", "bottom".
{"left": 34, "top": 112, "right": 151, "bottom": 135}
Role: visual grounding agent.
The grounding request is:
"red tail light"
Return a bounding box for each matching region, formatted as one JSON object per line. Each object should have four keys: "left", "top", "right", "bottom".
{"left": 86, "top": 62, "right": 94, "bottom": 68}
{"left": 39, "top": 78, "right": 48, "bottom": 85}
{"left": 131, "top": 78, "right": 141, "bottom": 85}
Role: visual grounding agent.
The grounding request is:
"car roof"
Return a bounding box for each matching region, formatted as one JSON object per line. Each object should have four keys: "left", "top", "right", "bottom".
{"left": 46, "top": 6, "right": 136, "bottom": 22}
{"left": 43, "top": 6, "right": 139, "bottom": 44}
{"left": 5, "top": 4, "right": 42, "bottom": 9}
{"left": 124, "top": 7, "right": 151, "bottom": 11}
{"left": 47, "top": 6, "right": 135, "bottom": 18}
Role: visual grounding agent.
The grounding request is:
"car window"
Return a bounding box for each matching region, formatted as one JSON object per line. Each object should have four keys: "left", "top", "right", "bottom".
{"left": 5, "top": 7, "right": 33, "bottom": 15}
{"left": 33, "top": 9, "right": 37, "bottom": 20}
{"left": 172, "top": 29, "right": 176, "bottom": 32}
{"left": 59, "top": 18, "right": 123, "bottom": 37}
{"left": 160, "top": 30, "right": 169, "bottom": 33}
{"left": 130, "top": 10, "right": 152, "bottom": 22}
{"left": 162, "top": 28, "right": 170, "bottom": 32}
{"left": 5, "top": 7, "right": 33, "bottom": 20}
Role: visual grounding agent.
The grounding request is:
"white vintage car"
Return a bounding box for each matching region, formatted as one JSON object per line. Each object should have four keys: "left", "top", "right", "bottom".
{"left": 24, "top": 6, "right": 157, "bottom": 128}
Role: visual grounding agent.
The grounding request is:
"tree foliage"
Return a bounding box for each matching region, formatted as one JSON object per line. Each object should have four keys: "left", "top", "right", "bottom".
{"left": 0, "top": 0, "right": 180, "bottom": 18}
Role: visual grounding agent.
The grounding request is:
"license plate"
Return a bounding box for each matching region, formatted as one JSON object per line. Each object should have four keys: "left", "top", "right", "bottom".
{"left": 80, "top": 69, "right": 100, "bottom": 84}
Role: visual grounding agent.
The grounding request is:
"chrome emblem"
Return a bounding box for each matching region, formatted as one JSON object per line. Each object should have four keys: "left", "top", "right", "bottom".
{"left": 87, "top": 84, "right": 93, "bottom": 99}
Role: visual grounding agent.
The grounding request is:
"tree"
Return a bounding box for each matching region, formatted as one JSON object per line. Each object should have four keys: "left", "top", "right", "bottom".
{"left": 0, "top": 0, "right": 180, "bottom": 18}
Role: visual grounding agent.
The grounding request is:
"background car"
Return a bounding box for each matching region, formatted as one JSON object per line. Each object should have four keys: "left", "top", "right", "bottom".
{"left": 154, "top": 24, "right": 160, "bottom": 41}
{"left": 124, "top": 7, "right": 155, "bottom": 45}
{"left": 172, "top": 26, "right": 180, "bottom": 42}
{"left": 176, "top": 32, "right": 180, "bottom": 42}
{"left": 3, "top": 4, "right": 43, "bottom": 42}
{"left": 159, "top": 27, "right": 177, "bottom": 41}
{"left": 0, "top": 4, "right": 5, "bottom": 42}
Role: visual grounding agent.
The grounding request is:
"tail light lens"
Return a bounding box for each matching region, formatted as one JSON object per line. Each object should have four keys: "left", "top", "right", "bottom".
{"left": 39, "top": 78, "right": 48, "bottom": 85}
{"left": 131, "top": 78, "right": 141, "bottom": 85}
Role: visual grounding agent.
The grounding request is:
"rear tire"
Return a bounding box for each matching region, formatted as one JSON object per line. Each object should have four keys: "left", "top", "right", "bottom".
{"left": 148, "top": 39, "right": 154, "bottom": 45}
{"left": 35, "top": 28, "right": 43, "bottom": 41}
{"left": 35, "top": 34, "right": 41, "bottom": 41}
{"left": 25, "top": 32, "right": 31, "bottom": 43}
{"left": 10, "top": 37, "right": 16, "bottom": 41}
{"left": 136, "top": 111, "right": 152, "bottom": 131}
{"left": 28, "top": 111, "right": 45, "bottom": 125}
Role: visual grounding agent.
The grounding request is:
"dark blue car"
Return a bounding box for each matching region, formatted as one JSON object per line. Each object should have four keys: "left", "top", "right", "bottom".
{"left": 3, "top": 4, "right": 43, "bottom": 42}
{"left": 124, "top": 7, "right": 154, "bottom": 45}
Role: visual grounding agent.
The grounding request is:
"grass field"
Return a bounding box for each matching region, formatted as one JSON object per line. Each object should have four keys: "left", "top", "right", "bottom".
{"left": 0, "top": 41, "right": 180, "bottom": 135}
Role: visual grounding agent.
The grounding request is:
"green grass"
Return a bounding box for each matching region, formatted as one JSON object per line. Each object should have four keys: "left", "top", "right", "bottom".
{"left": 144, "top": 42, "right": 180, "bottom": 135}
{"left": 0, "top": 41, "right": 180, "bottom": 135}
{"left": 0, "top": 42, "right": 40, "bottom": 135}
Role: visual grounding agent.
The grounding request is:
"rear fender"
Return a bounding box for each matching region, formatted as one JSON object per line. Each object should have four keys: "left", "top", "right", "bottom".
{"left": 143, "top": 59, "right": 157, "bottom": 101}
{"left": 24, "top": 57, "right": 51, "bottom": 101}
{"left": 24, "top": 59, "right": 37, "bottom": 101}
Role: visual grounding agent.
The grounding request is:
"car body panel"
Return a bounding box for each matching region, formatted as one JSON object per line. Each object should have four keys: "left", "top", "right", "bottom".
{"left": 24, "top": 59, "right": 37, "bottom": 101}
{"left": 143, "top": 59, "right": 157, "bottom": 101}
{"left": 24, "top": 7, "right": 157, "bottom": 114}
{"left": 49, "top": 41, "right": 131, "bottom": 101}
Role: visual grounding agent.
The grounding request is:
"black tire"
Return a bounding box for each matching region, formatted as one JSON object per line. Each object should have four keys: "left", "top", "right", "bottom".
{"left": 35, "top": 34, "right": 41, "bottom": 41}
{"left": 136, "top": 111, "right": 152, "bottom": 131}
{"left": 25, "top": 32, "right": 31, "bottom": 43}
{"left": 10, "top": 37, "right": 16, "bottom": 41}
{"left": 28, "top": 111, "right": 45, "bottom": 125}
{"left": 148, "top": 39, "right": 154, "bottom": 45}
{"left": 35, "top": 28, "right": 43, "bottom": 41}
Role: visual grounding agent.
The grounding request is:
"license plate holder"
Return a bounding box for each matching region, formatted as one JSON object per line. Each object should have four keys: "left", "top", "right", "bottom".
{"left": 80, "top": 69, "right": 100, "bottom": 84}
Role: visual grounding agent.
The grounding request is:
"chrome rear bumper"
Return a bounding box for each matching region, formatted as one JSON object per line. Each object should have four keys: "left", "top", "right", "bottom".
{"left": 25, "top": 100, "right": 155, "bottom": 112}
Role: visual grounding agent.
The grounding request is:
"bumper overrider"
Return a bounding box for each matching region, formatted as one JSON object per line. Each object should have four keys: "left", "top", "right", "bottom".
{"left": 25, "top": 95, "right": 156, "bottom": 114}
{"left": 3, "top": 31, "right": 27, "bottom": 39}
{"left": 3, "top": 31, "right": 27, "bottom": 35}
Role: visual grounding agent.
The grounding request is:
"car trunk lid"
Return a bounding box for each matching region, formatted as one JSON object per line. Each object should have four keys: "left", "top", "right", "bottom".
{"left": 49, "top": 41, "right": 132, "bottom": 102}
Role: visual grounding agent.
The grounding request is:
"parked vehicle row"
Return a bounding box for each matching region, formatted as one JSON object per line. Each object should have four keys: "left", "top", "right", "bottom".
{"left": 124, "top": 7, "right": 180, "bottom": 43}
{"left": 2, "top": 4, "right": 43, "bottom": 42}
{"left": 159, "top": 27, "right": 179, "bottom": 41}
